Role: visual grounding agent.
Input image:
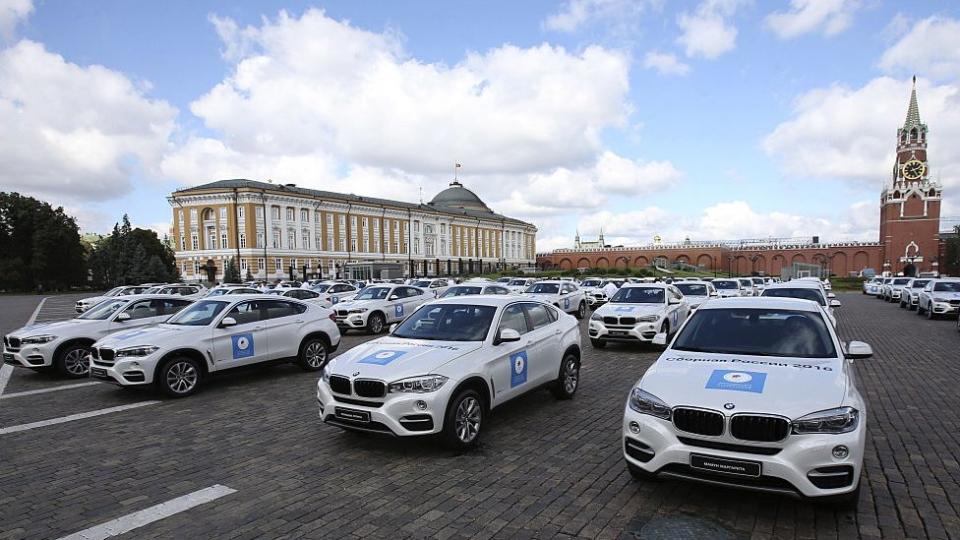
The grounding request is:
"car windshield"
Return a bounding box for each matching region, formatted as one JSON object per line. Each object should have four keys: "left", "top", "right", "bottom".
{"left": 761, "top": 288, "right": 825, "bottom": 306}
{"left": 166, "top": 300, "right": 228, "bottom": 326}
{"left": 496, "top": 277, "right": 512, "bottom": 283}
{"left": 118, "top": 287, "right": 144, "bottom": 296}
{"left": 412, "top": 280, "right": 431, "bottom": 288}
{"left": 893, "top": 278, "right": 911, "bottom": 285}
{"left": 611, "top": 287, "right": 665, "bottom": 304}
{"left": 713, "top": 280, "right": 738, "bottom": 290}
{"left": 738, "top": 279, "right": 753, "bottom": 286}
{"left": 441, "top": 286, "right": 483, "bottom": 297}
{"left": 77, "top": 299, "right": 129, "bottom": 320}
{"left": 934, "top": 282, "right": 960, "bottom": 292}
{"left": 581, "top": 280, "right": 602, "bottom": 288}
{"left": 509, "top": 279, "right": 530, "bottom": 286}
{"left": 392, "top": 304, "right": 496, "bottom": 342}
{"left": 912, "top": 280, "right": 929, "bottom": 288}
{"left": 356, "top": 287, "right": 391, "bottom": 300}
{"left": 751, "top": 278, "right": 764, "bottom": 284}
{"left": 312, "top": 284, "right": 331, "bottom": 292}
{"left": 673, "top": 308, "right": 837, "bottom": 358}
{"left": 676, "top": 284, "right": 708, "bottom": 296}
{"left": 526, "top": 283, "right": 559, "bottom": 294}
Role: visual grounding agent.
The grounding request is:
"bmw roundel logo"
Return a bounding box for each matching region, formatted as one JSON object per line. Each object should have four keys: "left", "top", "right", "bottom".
{"left": 724, "top": 403, "right": 735, "bottom": 410}
{"left": 352, "top": 371, "right": 360, "bottom": 377}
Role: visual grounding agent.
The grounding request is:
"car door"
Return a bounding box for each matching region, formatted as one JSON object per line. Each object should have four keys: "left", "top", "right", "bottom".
{"left": 488, "top": 303, "right": 534, "bottom": 405}
{"left": 104, "top": 298, "right": 168, "bottom": 338}
{"left": 521, "top": 302, "right": 562, "bottom": 385}
{"left": 402, "top": 287, "right": 428, "bottom": 318}
{"left": 212, "top": 300, "right": 270, "bottom": 368}
{"left": 259, "top": 299, "right": 308, "bottom": 360}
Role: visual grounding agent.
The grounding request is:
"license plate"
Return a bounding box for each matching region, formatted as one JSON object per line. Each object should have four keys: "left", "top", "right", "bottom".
{"left": 335, "top": 407, "right": 370, "bottom": 423}
{"left": 90, "top": 367, "right": 107, "bottom": 378}
{"left": 609, "top": 331, "right": 627, "bottom": 336}
{"left": 690, "top": 453, "right": 761, "bottom": 477}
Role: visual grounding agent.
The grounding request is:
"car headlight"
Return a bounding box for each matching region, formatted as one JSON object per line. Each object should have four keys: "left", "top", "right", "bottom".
{"left": 628, "top": 388, "right": 671, "bottom": 420}
{"left": 635, "top": 315, "right": 658, "bottom": 323}
{"left": 388, "top": 375, "right": 449, "bottom": 393}
{"left": 590, "top": 312, "right": 602, "bottom": 321}
{"left": 21, "top": 334, "right": 57, "bottom": 344}
{"left": 321, "top": 364, "right": 331, "bottom": 382}
{"left": 115, "top": 345, "right": 159, "bottom": 358}
{"left": 348, "top": 308, "right": 369, "bottom": 314}
{"left": 791, "top": 407, "right": 859, "bottom": 434}
{"left": 933, "top": 297, "right": 949, "bottom": 303}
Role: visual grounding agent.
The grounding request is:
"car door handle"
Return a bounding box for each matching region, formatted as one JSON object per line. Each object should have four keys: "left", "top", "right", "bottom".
{"left": 295, "top": 320, "right": 304, "bottom": 323}
{"left": 554, "top": 330, "right": 562, "bottom": 336}
{"left": 524, "top": 341, "right": 533, "bottom": 347}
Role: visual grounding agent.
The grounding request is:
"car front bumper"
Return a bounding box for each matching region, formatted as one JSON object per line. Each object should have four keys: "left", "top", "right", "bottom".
{"left": 2, "top": 343, "right": 55, "bottom": 368}
{"left": 930, "top": 302, "right": 960, "bottom": 315}
{"left": 317, "top": 380, "right": 454, "bottom": 436}
{"left": 622, "top": 406, "right": 865, "bottom": 499}
{"left": 335, "top": 312, "right": 371, "bottom": 329}
{"left": 588, "top": 320, "right": 660, "bottom": 342}
{"left": 88, "top": 352, "right": 162, "bottom": 386}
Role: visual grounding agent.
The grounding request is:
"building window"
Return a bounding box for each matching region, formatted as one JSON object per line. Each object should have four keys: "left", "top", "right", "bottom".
{"left": 440, "top": 223, "right": 446, "bottom": 235}
{"left": 287, "top": 231, "right": 296, "bottom": 249}
{"left": 208, "top": 232, "right": 216, "bottom": 250}
{"left": 220, "top": 233, "right": 228, "bottom": 249}
{"left": 315, "top": 211, "right": 321, "bottom": 223}
{"left": 275, "top": 258, "right": 283, "bottom": 273}
{"left": 287, "top": 208, "right": 295, "bottom": 221}
{"left": 240, "top": 259, "right": 247, "bottom": 272}
{"left": 239, "top": 233, "right": 246, "bottom": 248}
{"left": 363, "top": 238, "right": 369, "bottom": 252}
{"left": 339, "top": 238, "right": 347, "bottom": 252}
{"left": 191, "top": 235, "right": 199, "bottom": 250}
{"left": 258, "top": 258, "right": 265, "bottom": 273}
{"left": 315, "top": 234, "right": 322, "bottom": 251}
{"left": 301, "top": 209, "right": 309, "bottom": 222}
{"left": 271, "top": 206, "right": 280, "bottom": 220}
{"left": 219, "top": 207, "right": 227, "bottom": 220}
{"left": 237, "top": 206, "right": 244, "bottom": 219}
{"left": 256, "top": 207, "right": 264, "bottom": 220}
{"left": 193, "top": 260, "right": 200, "bottom": 274}
{"left": 302, "top": 232, "right": 310, "bottom": 249}
{"left": 414, "top": 220, "right": 420, "bottom": 233}
{"left": 179, "top": 235, "right": 186, "bottom": 251}
{"left": 272, "top": 231, "right": 280, "bottom": 249}
{"left": 256, "top": 232, "right": 264, "bottom": 248}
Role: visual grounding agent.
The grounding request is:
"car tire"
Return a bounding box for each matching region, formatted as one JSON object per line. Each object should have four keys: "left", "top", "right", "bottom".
{"left": 157, "top": 356, "right": 201, "bottom": 398}
{"left": 441, "top": 388, "right": 484, "bottom": 450}
{"left": 927, "top": 307, "right": 937, "bottom": 320}
{"left": 367, "top": 312, "right": 385, "bottom": 334}
{"left": 297, "top": 337, "right": 329, "bottom": 371}
{"left": 550, "top": 353, "right": 579, "bottom": 400}
{"left": 899, "top": 300, "right": 906, "bottom": 308}
{"left": 917, "top": 303, "right": 926, "bottom": 315}
{"left": 575, "top": 301, "right": 586, "bottom": 320}
{"left": 626, "top": 462, "right": 660, "bottom": 482}
{"left": 55, "top": 343, "right": 90, "bottom": 378}
{"left": 590, "top": 338, "right": 606, "bottom": 349}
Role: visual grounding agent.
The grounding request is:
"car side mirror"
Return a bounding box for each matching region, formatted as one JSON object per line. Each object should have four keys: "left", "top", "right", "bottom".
{"left": 845, "top": 341, "right": 872, "bottom": 360}
{"left": 388, "top": 295, "right": 399, "bottom": 301}
{"left": 651, "top": 332, "right": 668, "bottom": 346}
{"left": 710, "top": 291, "right": 719, "bottom": 297}
{"left": 495, "top": 328, "right": 521, "bottom": 345}
{"left": 827, "top": 292, "right": 836, "bottom": 299}
{"left": 220, "top": 317, "right": 237, "bottom": 328}
{"left": 830, "top": 299, "right": 842, "bottom": 308}
{"left": 116, "top": 312, "right": 131, "bottom": 321}
{"left": 668, "top": 297, "right": 681, "bottom": 305}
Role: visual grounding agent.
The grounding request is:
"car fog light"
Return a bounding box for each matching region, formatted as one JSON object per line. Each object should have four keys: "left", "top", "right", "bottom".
{"left": 415, "top": 400, "right": 428, "bottom": 411}
{"left": 832, "top": 445, "right": 849, "bottom": 459}
{"left": 629, "top": 421, "right": 641, "bottom": 434}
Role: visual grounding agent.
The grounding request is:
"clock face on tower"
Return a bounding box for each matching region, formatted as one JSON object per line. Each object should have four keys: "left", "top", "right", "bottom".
{"left": 903, "top": 159, "right": 925, "bottom": 180}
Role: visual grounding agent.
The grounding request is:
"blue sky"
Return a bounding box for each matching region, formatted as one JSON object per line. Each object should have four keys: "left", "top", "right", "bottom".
{"left": 2, "top": 0, "right": 959, "bottom": 249}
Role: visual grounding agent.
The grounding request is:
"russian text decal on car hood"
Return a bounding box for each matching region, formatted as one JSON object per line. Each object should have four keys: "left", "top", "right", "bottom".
{"left": 642, "top": 353, "right": 845, "bottom": 418}
{"left": 595, "top": 304, "right": 663, "bottom": 317}
{"left": 331, "top": 338, "right": 481, "bottom": 379}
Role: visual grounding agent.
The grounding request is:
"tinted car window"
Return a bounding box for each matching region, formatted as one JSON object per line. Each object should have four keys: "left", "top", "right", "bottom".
{"left": 123, "top": 299, "right": 161, "bottom": 320}
{"left": 263, "top": 300, "right": 306, "bottom": 320}
{"left": 762, "top": 288, "right": 826, "bottom": 306}
{"left": 161, "top": 299, "right": 191, "bottom": 314}
{"left": 676, "top": 284, "right": 708, "bottom": 296}
{"left": 226, "top": 301, "right": 264, "bottom": 325}
{"left": 524, "top": 303, "right": 553, "bottom": 330}
{"left": 498, "top": 304, "right": 530, "bottom": 335}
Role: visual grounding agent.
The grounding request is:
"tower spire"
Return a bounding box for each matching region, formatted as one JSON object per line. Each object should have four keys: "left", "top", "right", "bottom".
{"left": 904, "top": 75, "right": 921, "bottom": 129}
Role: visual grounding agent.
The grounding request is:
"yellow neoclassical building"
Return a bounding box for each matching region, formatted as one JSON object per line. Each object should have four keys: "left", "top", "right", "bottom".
{"left": 168, "top": 179, "right": 537, "bottom": 282}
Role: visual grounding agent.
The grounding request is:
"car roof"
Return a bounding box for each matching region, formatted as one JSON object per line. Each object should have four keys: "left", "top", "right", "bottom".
{"left": 101, "top": 293, "right": 197, "bottom": 302}
{"left": 697, "top": 296, "right": 822, "bottom": 312}
{"left": 766, "top": 281, "right": 824, "bottom": 290}
{"left": 621, "top": 282, "right": 670, "bottom": 289}
{"left": 427, "top": 295, "right": 544, "bottom": 307}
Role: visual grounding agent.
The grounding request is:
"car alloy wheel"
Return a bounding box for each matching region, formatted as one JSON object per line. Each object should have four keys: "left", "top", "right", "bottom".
{"left": 166, "top": 361, "right": 198, "bottom": 394}
{"left": 301, "top": 340, "right": 328, "bottom": 370}
{"left": 455, "top": 396, "right": 481, "bottom": 444}
{"left": 63, "top": 347, "right": 89, "bottom": 376}
{"left": 563, "top": 358, "right": 579, "bottom": 394}
{"left": 577, "top": 302, "right": 586, "bottom": 319}
{"left": 368, "top": 313, "right": 384, "bottom": 334}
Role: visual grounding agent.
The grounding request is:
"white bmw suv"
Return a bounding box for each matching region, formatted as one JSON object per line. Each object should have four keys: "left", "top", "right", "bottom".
{"left": 522, "top": 280, "right": 587, "bottom": 319}
{"left": 333, "top": 284, "right": 434, "bottom": 334}
{"left": 317, "top": 296, "right": 581, "bottom": 449}
{"left": 3, "top": 295, "right": 193, "bottom": 378}
{"left": 88, "top": 295, "right": 341, "bottom": 397}
{"left": 588, "top": 283, "right": 690, "bottom": 348}
{"left": 622, "top": 297, "right": 872, "bottom": 507}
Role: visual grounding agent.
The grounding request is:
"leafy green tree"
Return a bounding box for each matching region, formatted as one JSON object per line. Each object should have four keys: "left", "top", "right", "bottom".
{"left": 943, "top": 225, "right": 960, "bottom": 275}
{"left": 223, "top": 257, "right": 240, "bottom": 283}
{"left": 0, "top": 192, "right": 86, "bottom": 291}
{"left": 88, "top": 214, "right": 176, "bottom": 287}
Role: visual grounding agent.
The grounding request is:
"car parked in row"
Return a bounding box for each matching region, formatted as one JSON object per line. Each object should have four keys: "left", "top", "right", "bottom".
{"left": 916, "top": 278, "right": 960, "bottom": 319}
{"left": 75, "top": 285, "right": 151, "bottom": 313}
{"left": 673, "top": 281, "right": 717, "bottom": 311}
{"left": 333, "top": 284, "right": 434, "bottom": 334}
{"left": 440, "top": 283, "right": 512, "bottom": 297}
{"left": 899, "top": 278, "right": 931, "bottom": 310}
{"left": 522, "top": 280, "right": 587, "bottom": 319}
{"left": 588, "top": 283, "right": 690, "bottom": 349}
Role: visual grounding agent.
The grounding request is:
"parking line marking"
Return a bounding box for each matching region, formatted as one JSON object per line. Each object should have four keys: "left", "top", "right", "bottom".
{"left": 0, "top": 382, "right": 102, "bottom": 400}
{"left": 57, "top": 484, "right": 237, "bottom": 540}
{"left": 0, "top": 401, "right": 160, "bottom": 435}
{"left": 27, "top": 296, "right": 49, "bottom": 325}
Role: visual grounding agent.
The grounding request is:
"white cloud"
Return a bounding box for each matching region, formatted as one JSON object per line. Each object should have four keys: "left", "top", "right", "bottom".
{"left": 0, "top": 40, "right": 177, "bottom": 201}
{"left": 643, "top": 51, "right": 690, "bottom": 76}
{"left": 543, "top": 0, "right": 659, "bottom": 33}
{"left": 764, "top": 0, "right": 858, "bottom": 40}
{"left": 762, "top": 77, "right": 960, "bottom": 191}
{"left": 163, "top": 8, "right": 631, "bottom": 191}
{"left": 0, "top": 0, "right": 32, "bottom": 41}
{"left": 879, "top": 16, "right": 960, "bottom": 81}
{"left": 676, "top": 0, "right": 746, "bottom": 59}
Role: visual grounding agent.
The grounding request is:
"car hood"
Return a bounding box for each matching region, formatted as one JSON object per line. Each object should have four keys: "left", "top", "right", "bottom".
{"left": 94, "top": 323, "right": 204, "bottom": 348}
{"left": 932, "top": 291, "right": 960, "bottom": 300}
{"left": 595, "top": 303, "right": 664, "bottom": 317}
{"left": 332, "top": 299, "right": 380, "bottom": 310}
{"left": 79, "top": 296, "right": 107, "bottom": 305}
{"left": 329, "top": 337, "right": 482, "bottom": 379}
{"left": 523, "top": 292, "right": 559, "bottom": 300}
{"left": 8, "top": 318, "right": 99, "bottom": 338}
{"left": 640, "top": 352, "right": 845, "bottom": 419}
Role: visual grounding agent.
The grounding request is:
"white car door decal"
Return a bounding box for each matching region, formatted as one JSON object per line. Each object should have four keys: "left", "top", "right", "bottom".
{"left": 232, "top": 333, "right": 255, "bottom": 359}
{"left": 510, "top": 351, "right": 528, "bottom": 387}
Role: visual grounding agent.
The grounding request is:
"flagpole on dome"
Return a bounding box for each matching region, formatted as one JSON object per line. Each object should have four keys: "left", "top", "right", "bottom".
{"left": 454, "top": 162, "right": 462, "bottom": 185}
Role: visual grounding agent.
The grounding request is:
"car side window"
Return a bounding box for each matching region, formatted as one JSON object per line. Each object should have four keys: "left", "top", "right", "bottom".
{"left": 226, "top": 301, "right": 263, "bottom": 325}
{"left": 498, "top": 304, "right": 530, "bottom": 335}
{"left": 123, "top": 299, "right": 160, "bottom": 320}
{"left": 161, "top": 299, "right": 192, "bottom": 315}
{"left": 301, "top": 290, "right": 318, "bottom": 299}
{"left": 524, "top": 303, "right": 553, "bottom": 330}
{"left": 263, "top": 300, "right": 306, "bottom": 320}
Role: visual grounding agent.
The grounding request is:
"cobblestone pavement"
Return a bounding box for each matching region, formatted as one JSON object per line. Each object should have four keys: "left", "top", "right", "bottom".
{"left": 0, "top": 292, "right": 958, "bottom": 539}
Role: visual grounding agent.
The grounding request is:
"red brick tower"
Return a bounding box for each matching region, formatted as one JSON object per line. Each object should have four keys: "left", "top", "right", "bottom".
{"left": 879, "top": 77, "right": 942, "bottom": 276}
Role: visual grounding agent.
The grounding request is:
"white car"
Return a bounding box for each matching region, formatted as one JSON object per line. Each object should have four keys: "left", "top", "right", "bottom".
{"left": 761, "top": 282, "right": 840, "bottom": 327}
{"left": 4, "top": 295, "right": 194, "bottom": 377}
{"left": 141, "top": 283, "right": 207, "bottom": 299}
{"left": 410, "top": 278, "right": 454, "bottom": 298}
{"left": 712, "top": 279, "right": 746, "bottom": 298}
{"left": 673, "top": 281, "right": 717, "bottom": 311}
{"left": 881, "top": 277, "right": 912, "bottom": 302}
{"left": 75, "top": 285, "right": 152, "bottom": 313}
{"left": 440, "top": 284, "right": 512, "bottom": 297}
{"left": 311, "top": 282, "right": 361, "bottom": 307}
{"left": 506, "top": 278, "right": 536, "bottom": 293}
{"left": 899, "top": 278, "right": 931, "bottom": 310}
{"left": 317, "top": 296, "right": 581, "bottom": 448}
{"left": 205, "top": 285, "right": 264, "bottom": 297}
{"left": 751, "top": 277, "right": 766, "bottom": 294}
{"left": 874, "top": 277, "right": 893, "bottom": 298}
{"left": 916, "top": 278, "right": 960, "bottom": 319}
{"left": 588, "top": 284, "right": 690, "bottom": 348}
{"left": 622, "top": 297, "right": 873, "bottom": 507}
{"left": 522, "top": 280, "right": 587, "bottom": 319}
{"left": 737, "top": 278, "right": 757, "bottom": 296}
{"left": 862, "top": 277, "right": 882, "bottom": 296}
{"left": 333, "top": 284, "right": 434, "bottom": 334}
{"left": 88, "top": 295, "right": 341, "bottom": 397}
